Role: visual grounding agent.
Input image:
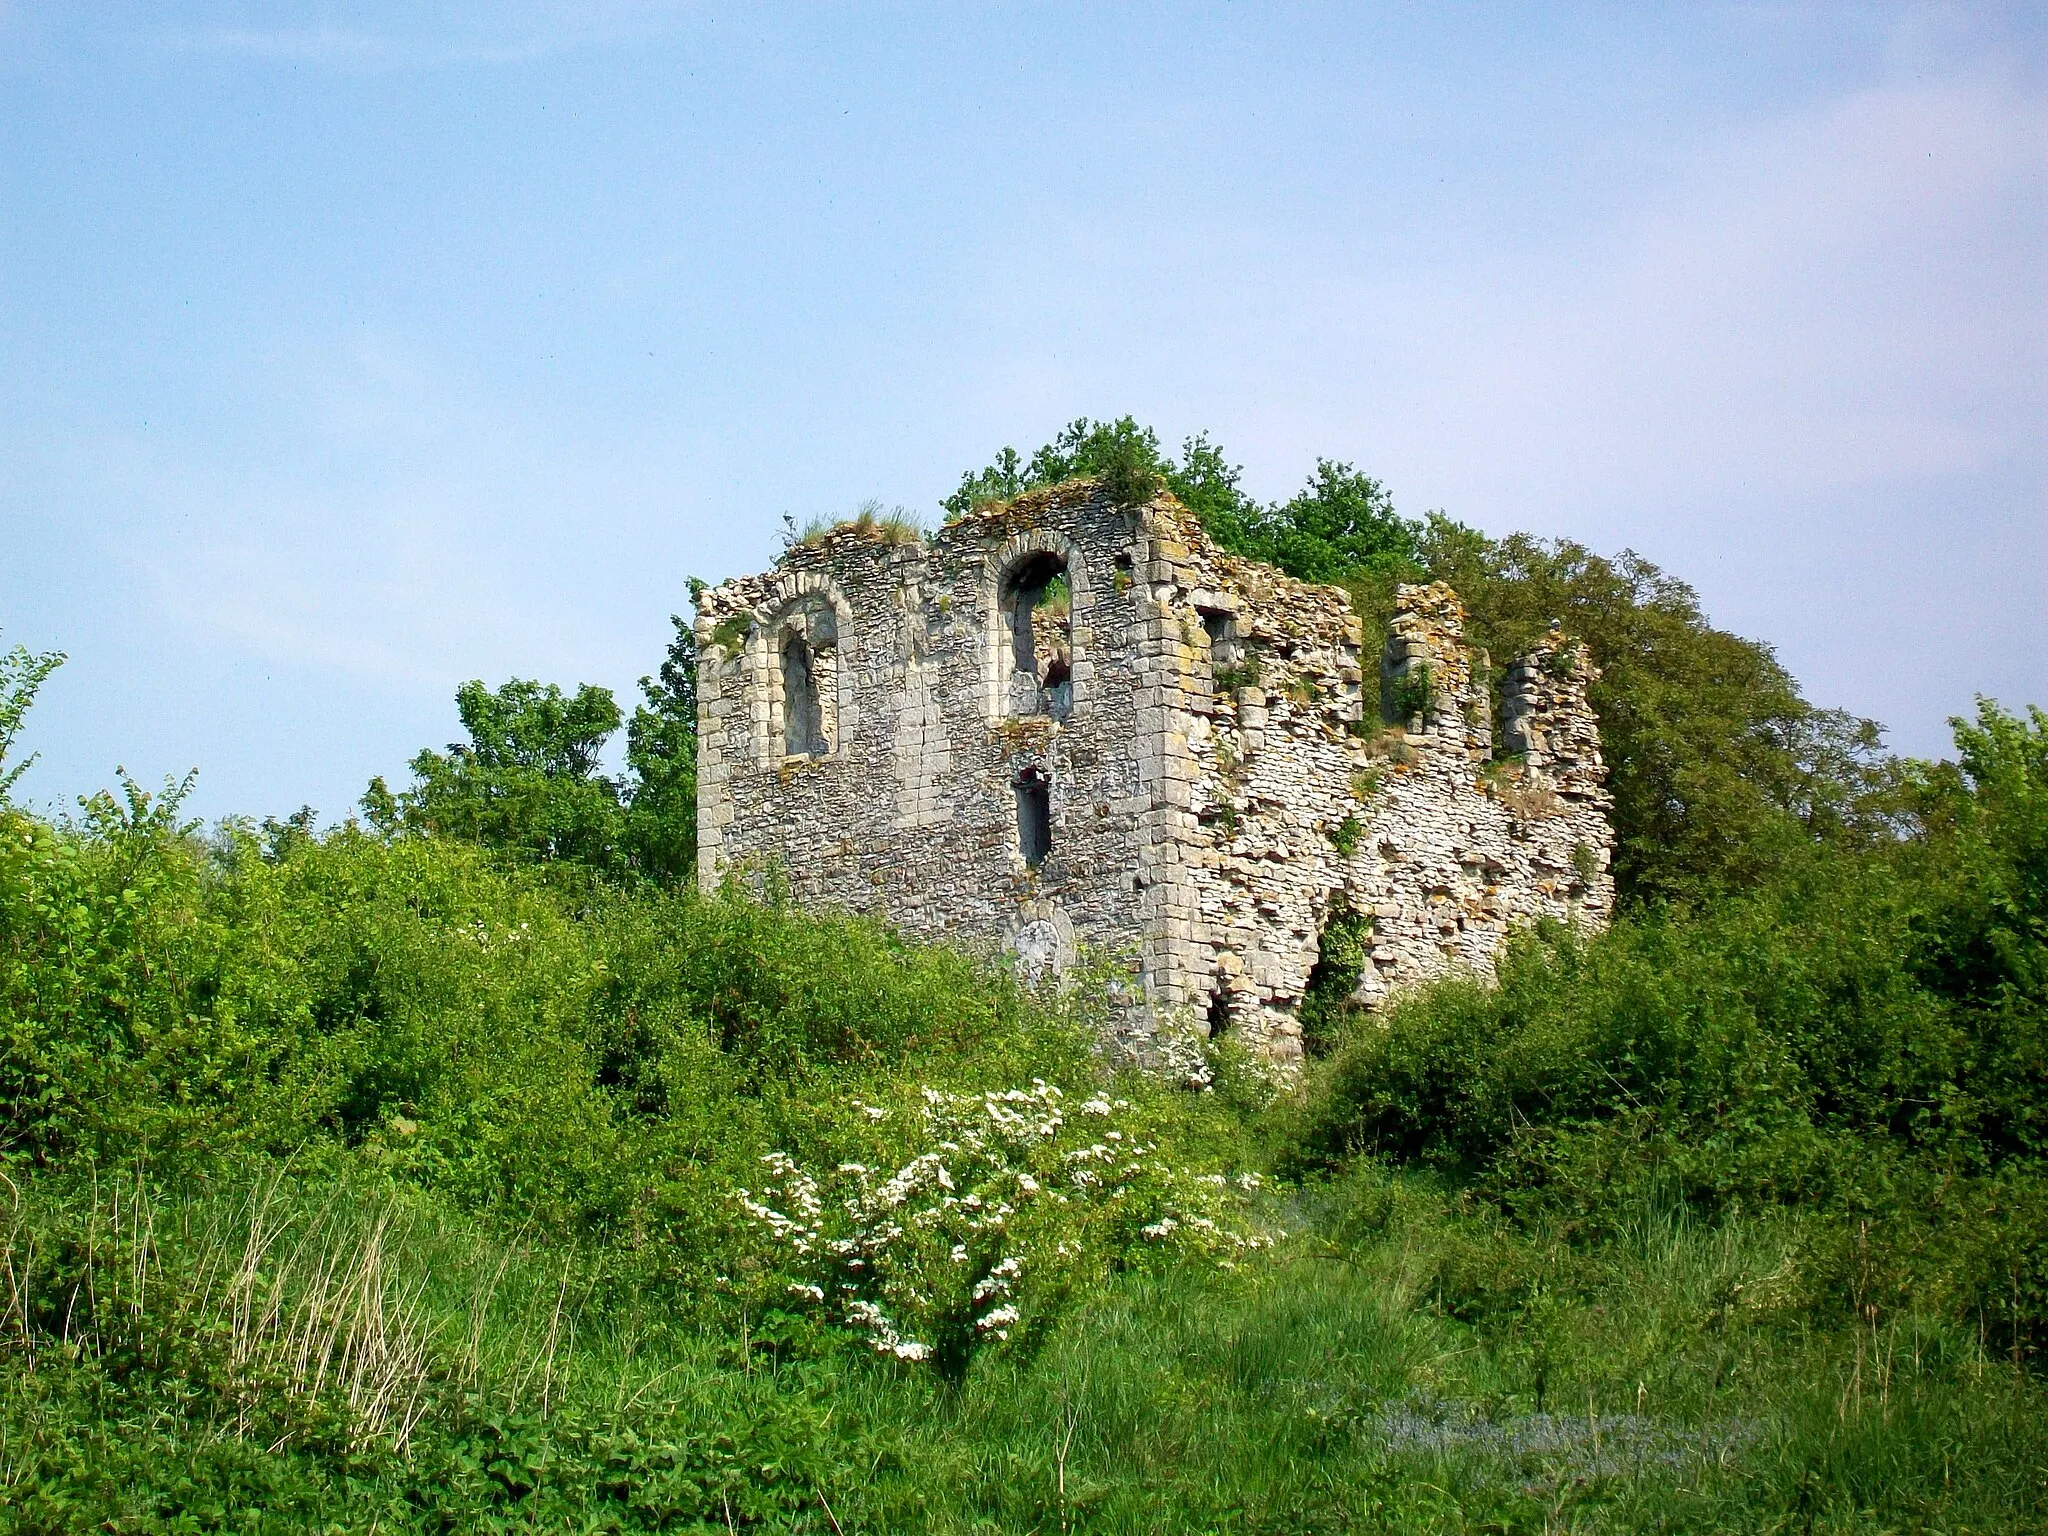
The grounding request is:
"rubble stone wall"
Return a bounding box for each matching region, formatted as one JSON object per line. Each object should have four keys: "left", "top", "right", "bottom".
{"left": 697, "top": 485, "right": 1614, "bottom": 1070}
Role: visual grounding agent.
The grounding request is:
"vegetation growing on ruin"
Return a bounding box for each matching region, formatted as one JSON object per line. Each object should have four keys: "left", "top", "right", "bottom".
{"left": 2, "top": 438, "right": 2044, "bottom": 1529}
{"left": 785, "top": 499, "right": 927, "bottom": 554}
{"left": 1387, "top": 662, "right": 1435, "bottom": 725}
{"left": 949, "top": 420, "right": 1898, "bottom": 908}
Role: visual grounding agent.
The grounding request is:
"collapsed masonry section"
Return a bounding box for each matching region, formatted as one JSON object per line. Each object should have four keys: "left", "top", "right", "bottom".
{"left": 696, "top": 485, "right": 1614, "bottom": 1073}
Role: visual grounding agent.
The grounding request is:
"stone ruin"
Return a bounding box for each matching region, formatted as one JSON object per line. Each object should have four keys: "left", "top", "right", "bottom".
{"left": 696, "top": 482, "right": 1615, "bottom": 1070}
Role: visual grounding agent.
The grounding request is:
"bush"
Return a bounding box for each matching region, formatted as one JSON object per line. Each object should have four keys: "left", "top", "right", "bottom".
{"left": 735, "top": 1083, "right": 1271, "bottom": 1381}
{"left": 1295, "top": 706, "right": 2048, "bottom": 1360}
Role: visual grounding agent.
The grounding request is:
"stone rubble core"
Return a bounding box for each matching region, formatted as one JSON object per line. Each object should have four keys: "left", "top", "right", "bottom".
{"left": 697, "top": 484, "right": 1615, "bottom": 1072}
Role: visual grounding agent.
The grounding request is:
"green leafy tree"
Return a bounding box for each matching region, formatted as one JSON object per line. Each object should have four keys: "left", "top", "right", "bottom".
{"left": 947, "top": 418, "right": 1900, "bottom": 904}
{"left": 1414, "top": 518, "right": 1896, "bottom": 903}
{"left": 941, "top": 444, "right": 1028, "bottom": 519}
{"left": 1163, "top": 432, "right": 1264, "bottom": 548}
{"left": 0, "top": 630, "right": 65, "bottom": 801}
{"left": 622, "top": 614, "right": 698, "bottom": 883}
{"left": 1903, "top": 703, "right": 2048, "bottom": 1170}
{"left": 942, "top": 417, "right": 1166, "bottom": 517}
{"left": 1909, "top": 700, "right": 2048, "bottom": 1008}
{"left": 1217, "top": 458, "right": 1420, "bottom": 589}
{"left": 366, "top": 678, "right": 625, "bottom": 870}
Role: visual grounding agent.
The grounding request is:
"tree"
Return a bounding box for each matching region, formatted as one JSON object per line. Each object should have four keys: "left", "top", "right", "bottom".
{"left": 1413, "top": 518, "right": 1896, "bottom": 903}
{"left": 623, "top": 615, "right": 699, "bottom": 883}
{"left": 0, "top": 630, "right": 65, "bottom": 801}
{"left": 941, "top": 417, "right": 1166, "bottom": 519}
{"left": 366, "top": 678, "right": 625, "bottom": 870}
{"left": 947, "top": 418, "right": 1900, "bottom": 905}
{"left": 1208, "top": 458, "right": 1420, "bottom": 590}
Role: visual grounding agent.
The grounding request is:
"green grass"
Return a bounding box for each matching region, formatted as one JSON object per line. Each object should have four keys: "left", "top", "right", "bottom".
{"left": 7, "top": 1162, "right": 2041, "bottom": 1533}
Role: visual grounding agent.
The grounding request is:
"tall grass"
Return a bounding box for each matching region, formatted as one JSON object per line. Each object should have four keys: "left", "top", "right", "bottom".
{"left": 8, "top": 1156, "right": 2041, "bottom": 1532}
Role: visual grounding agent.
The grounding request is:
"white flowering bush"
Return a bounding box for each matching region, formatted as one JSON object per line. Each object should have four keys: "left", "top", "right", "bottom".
{"left": 734, "top": 1081, "right": 1274, "bottom": 1379}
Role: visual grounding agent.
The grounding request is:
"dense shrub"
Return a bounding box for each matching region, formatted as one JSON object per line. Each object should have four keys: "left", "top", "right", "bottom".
{"left": 1298, "top": 702, "right": 2048, "bottom": 1360}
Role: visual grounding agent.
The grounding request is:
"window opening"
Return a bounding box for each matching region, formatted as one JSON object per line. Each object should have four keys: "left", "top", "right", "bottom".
{"left": 1014, "top": 766, "right": 1052, "bottom": 867}
{"left": 1206, "top": 984, "right": 1232, "bottom": 1040}
{"left": 1200, "top": 609, "right": 1239, "bottom": 671}
{"left": 1300, "top": 904, "right": 1371, "bottom": 1058}
{"left": 781, "top": 628, "right": 823, "bottom": 757}
{"left": 1003, "top": 553, "right": 1072, "bottom": 720}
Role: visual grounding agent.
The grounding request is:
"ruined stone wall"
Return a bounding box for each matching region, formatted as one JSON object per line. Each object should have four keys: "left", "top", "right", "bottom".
{"left": 697, "top": 486, "right": 1181, "bottom": 1060}
{"left": 697, "top": 485, "right": 1614, "bottom": 1070}
{"left": 1140, "top": 503, "right": 1615, "bottom": 1066}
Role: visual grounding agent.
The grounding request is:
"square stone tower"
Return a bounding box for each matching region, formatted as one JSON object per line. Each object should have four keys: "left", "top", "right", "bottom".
{"left": 697, "top": 483, "right": 1613, "bottom": 1069}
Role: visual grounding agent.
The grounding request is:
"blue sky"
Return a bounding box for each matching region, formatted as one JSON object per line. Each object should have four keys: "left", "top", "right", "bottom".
{"left": 2, "top": 2, "right": 2042, "bottom": 823}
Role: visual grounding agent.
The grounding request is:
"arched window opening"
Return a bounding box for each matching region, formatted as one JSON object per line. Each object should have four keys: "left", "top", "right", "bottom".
{"left": 1014, "top": 766, "right": 1052, "bottom": 867}
{"left": 1002, "top": 552, "right": 1072, "bottom": 720}
{"left": 1300, "top": 904, "right": 1371, "bottom": 1058}
{"left": 781, "top": 628, "right": 824, "bottom": 758}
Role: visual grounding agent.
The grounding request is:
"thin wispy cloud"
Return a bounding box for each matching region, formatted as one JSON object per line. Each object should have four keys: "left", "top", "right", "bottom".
{"left": 156, "top": 2, "right": 698, "bottom": 70}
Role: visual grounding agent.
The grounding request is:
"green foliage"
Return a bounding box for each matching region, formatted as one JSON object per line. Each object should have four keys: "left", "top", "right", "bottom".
{"left": 0, "top": 630, "right": 63, "bottom": 801}
{"left": 941, "top": 444, "right": 1028, "bottom": 518}
{"left": 1212, "top": 657, "right": 1260, "bottom": 693}
{"left": 13, "top": 1158, "right": 2044, "bottom": 1533}
{"left": 1387, "top": 663, "right": 1434, "bottom": 724}
{"left": 622, "top": 615, "right": 698, "bottom": 884}
{"left": 1300, "top": 903, "right": 1372, "bottom": 1058}
{"left": 1414, "top": 518, "right": 1898, "bottom": 904}
{"left": 950, "top": 418, "right": 1889, "bottom": 904}
{"left": 1299, "top": 703, "right": 2048, "bottom": 1362}
{"left": 1327, "top": 814, "right": 1364, "bottom": 857}
{"left": 1221, "top": 458, "right": 1421, "bottom": 591}
{"left": 784, "top": 498, "right": 926, "bottom": 554}
{"left": 369, "top": 678, "right": 627, "bottom": 871}
{"left": 943, "top": 417, "right": 1165, "bottom": 519}
{"left": 708, "top": 612, "right": 752, "bottom": 655}
{"left": 3, "top": 702, "right": 2046, "bottom": 1527}
{"left": 364, "top": 644, "right": 704, "bottom": 886}
{"left": 6, "top": 442, "right": 2046, "bottom": 1526}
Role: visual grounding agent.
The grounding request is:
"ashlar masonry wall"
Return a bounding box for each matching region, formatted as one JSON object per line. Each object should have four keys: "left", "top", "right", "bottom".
{"left": 697, "top": 484, "right": 1614, "bottom": 1071}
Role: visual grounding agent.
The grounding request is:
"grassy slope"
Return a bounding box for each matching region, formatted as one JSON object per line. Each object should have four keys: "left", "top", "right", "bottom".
{"left": 7, "top": 1166, "right": 2040, "bottom": 1533}
{"left": 2, "top": 727, "right": 2045, "bottom": 1532}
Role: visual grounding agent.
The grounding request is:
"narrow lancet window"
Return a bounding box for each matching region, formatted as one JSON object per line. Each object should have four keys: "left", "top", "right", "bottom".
{"left": 1015, "top": 767, "right": 1051, "bottom": 867}
{"left": 781, "top": 628, "right": 823, "bottom": 757}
